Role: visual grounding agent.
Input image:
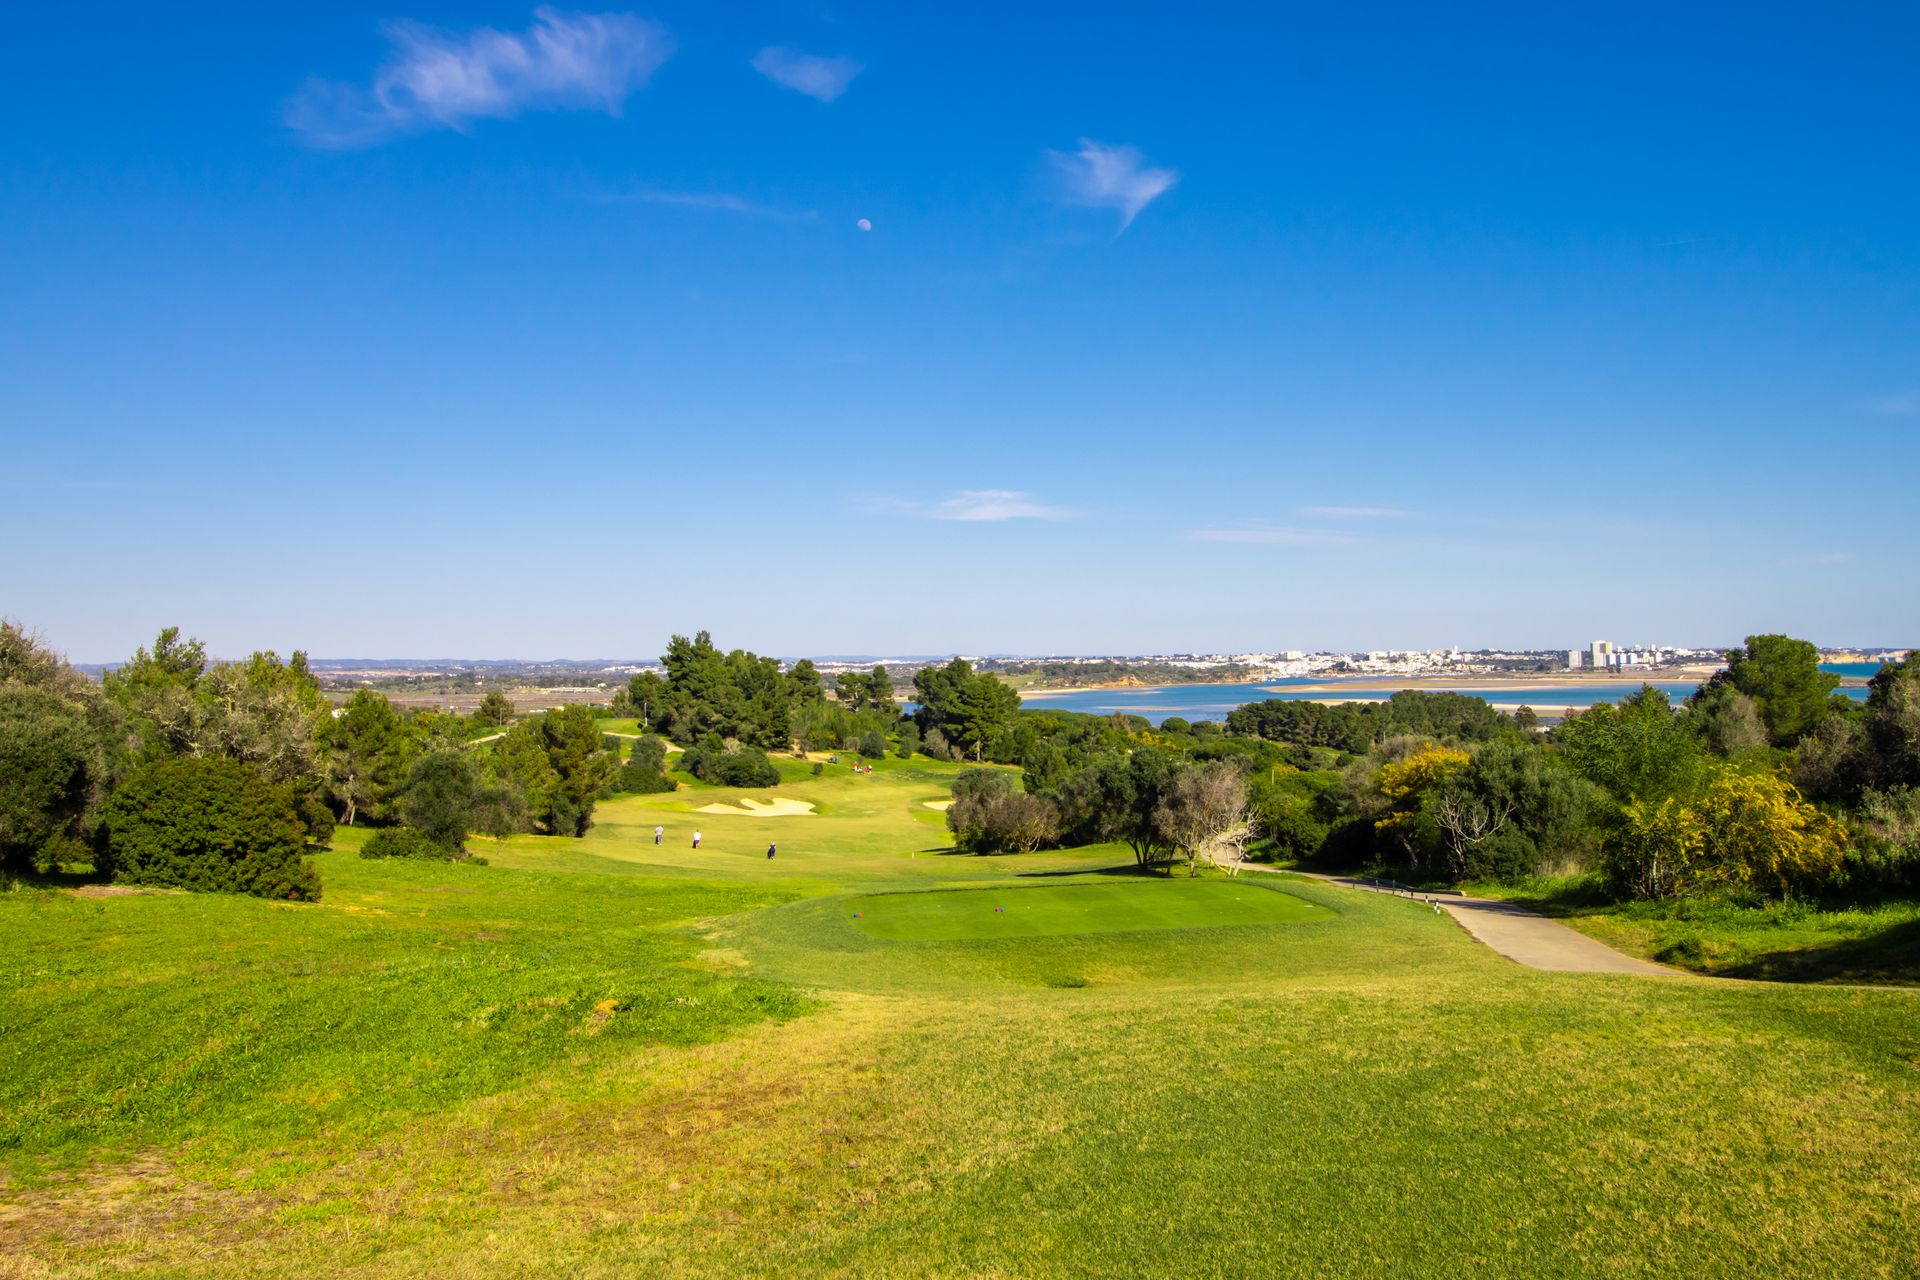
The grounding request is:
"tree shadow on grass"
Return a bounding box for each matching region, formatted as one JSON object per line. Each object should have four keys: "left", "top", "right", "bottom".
{"left": 1015, "top": 862, "right": 1168, "bottom": 879}
{"left": 917, "top": 848, "right": 1158, "bottom": 878}
{"left": 3, "top": 864, "right": 106, "bottom": 892}
{"left": 1720, "top": 916, "right": 1920, "bottom": 987}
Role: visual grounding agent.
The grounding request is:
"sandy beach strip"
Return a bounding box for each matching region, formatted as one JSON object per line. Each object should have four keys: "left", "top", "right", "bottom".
{"left": 1269, "top": 668, "right": 1720, "bottom": 696}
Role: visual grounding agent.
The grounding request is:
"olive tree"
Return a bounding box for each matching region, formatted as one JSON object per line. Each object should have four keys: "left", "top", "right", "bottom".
{"left": 1155, "top": 760, "right": 1251, "bottom": 877}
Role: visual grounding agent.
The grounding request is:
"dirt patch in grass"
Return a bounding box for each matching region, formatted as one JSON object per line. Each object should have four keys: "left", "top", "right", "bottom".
{"left": 0, "top": 1154, "right": 284, "bottom": 1263}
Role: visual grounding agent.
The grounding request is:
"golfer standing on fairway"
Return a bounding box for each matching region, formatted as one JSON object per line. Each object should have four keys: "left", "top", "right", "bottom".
{"left": 692, "top": 829, "right": 701, "bottom": 850}
{"left": 767, "top": 842, "right": 776, "bottom": 860}
{"left": 653, "top": 825, "right": 663, "bottom": 845}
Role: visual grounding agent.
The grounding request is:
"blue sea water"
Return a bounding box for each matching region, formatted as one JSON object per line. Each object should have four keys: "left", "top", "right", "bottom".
{"left": 1820, "top": 662, "right": 1891, "bottom": 679}
{"left": 1021, "top": 673, "right": 1871, "bottom": 726}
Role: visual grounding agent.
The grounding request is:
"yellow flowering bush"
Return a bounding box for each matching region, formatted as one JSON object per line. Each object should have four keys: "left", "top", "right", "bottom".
{"left": 1611, "top": 766, "right": 1846, "bottom": 898}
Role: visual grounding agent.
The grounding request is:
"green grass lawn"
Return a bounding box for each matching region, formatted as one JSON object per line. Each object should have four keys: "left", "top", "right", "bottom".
{"left": 847, "top": 879, "right": 1328, "bottom": 941}
{"left": 5, "top": 759, "right": 1920, "bottom": 1278}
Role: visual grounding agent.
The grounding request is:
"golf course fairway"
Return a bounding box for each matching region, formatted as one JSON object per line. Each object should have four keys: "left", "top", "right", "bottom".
{"left": 5, "top": 750, "right": 1919, "bottom": 1278}
{"left": 847, "top": 878, "right": 1329, "bottom": 940}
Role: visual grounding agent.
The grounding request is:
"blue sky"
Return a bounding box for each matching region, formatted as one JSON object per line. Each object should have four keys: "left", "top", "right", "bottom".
{"left": 3, "top": 3, "right": 1917, "bottom": 662}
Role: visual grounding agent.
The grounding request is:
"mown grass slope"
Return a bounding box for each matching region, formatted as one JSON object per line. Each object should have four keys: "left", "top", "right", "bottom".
{"left": 4, "top": 759, "right": 1918, "bottom": 1278}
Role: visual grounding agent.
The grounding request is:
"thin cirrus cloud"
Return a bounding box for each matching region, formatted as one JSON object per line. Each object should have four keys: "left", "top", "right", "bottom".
{"left": 595, "top": 188, "right": 817, "bottom": 220}
{"left": 284, "top": 7, "right": 673, "bottom": 147}
{"left": 751, "top": 47, "right": 862, "bottom": 102}
{"left": 1863, "top": 391, "right": 1920, "bottom": 416}
{"left": 1047, "top": 138, "right": 1178, "bottom": 230}
{"left": 872, "top": 490, "right": 1073, "bottom": 522}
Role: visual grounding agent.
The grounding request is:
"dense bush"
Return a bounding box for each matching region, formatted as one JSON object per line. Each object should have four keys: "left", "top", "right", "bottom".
{"left": 100, "top": 757, "right": 321, "bottom": 901}
{"left": 713, "top": 748, "right": 781, "bottom": 788}
{"left": 0, "top": 685, "right": 110, "bottom": 874}
{"left": 857, "top": 729, "right": 888, "bottom": 759}
{"left": 1606, "top": 768, "right": 1846, "bottom": 899}
{"left": 1246, "top": 768, "right": 1338, "bottom": 862}
{"left": 398, "top": 748, "right": 527, "bottom": 847}
{"left": 949, "top": 789, "right": 1059, "bottom": 853}
{"left": 1456, "top": 829, "right": 1542, "bottom": 880}
{"left": 620, "top": 763, "right": 679, "bottom": 792}
{"left": 1843, "top": 786, "right": 1920, "bottom": 890}
{"left": 403, "top": 750, "right": 481, "bottom": 850}
{"left": 680, "top": 740, "right": 781, "bottom": 788}
{"left": 617, "top": 736, "right": 677, "bottom": 793}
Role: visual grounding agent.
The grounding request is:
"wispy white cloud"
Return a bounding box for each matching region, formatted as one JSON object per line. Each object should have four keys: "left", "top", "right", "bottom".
{"left": 285, "top": 7, "right": 673, "bottom": 147}
{"left": 595, "top": 188, "right": 816, "bottom": 219}
{"left": 751, "top": 47, "right": 862, "bottom": 102}
{"left": 1864, "top": 390, "right": 1920, "bottom": 416}
{"left": 1047, "top": 139, "right": 1177, "bottom": 230}
{"left": 872, "top": 490, "right": 1073, "bottom": 522}
{"left": 1188, "top": 526, "right": 1354, "bottom": 547}
{"left": 1301, "top": 505, "right": 1410, "bottom": 520}
{"left": 1778, "top": 550, "right": 1849, "bottom": 567}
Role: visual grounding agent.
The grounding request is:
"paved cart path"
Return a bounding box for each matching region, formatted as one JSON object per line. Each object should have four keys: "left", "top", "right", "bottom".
{"left": 1245, "top": 867, "right": 1676, "bottom": 976}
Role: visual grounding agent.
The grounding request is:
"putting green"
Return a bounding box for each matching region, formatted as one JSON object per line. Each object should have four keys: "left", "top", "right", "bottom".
{"left": 846, "top": 879, "right": 1330, "bottom": 941}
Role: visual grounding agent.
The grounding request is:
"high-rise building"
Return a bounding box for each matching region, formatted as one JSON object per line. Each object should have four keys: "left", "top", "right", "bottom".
{"left": 1567, "top": 649, "right": 1583, "bottom": 669}
{"left": 1590, "top": 640, "right": 1613, "bottom": 668}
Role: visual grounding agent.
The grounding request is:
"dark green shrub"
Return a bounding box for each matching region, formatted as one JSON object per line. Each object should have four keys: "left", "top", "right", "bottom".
{"left": 549, "top": 794, "right": 587, "bottom": 838}
{"left": 618, "top": 760, "right": 679, "bottom": 792}
{"left": 295, "top": 790, "right": 336, "bottom": 847}
{"left": 811, "top": 762, "right": 825, "bottom": 776}
{"left": 952, "top": 768, "right": 1015, "bottom": 805}
{"left": 681, "top": 742, "right": 780, "bottom": 788}
{"left": 617, "top": 735, "right": 676, "bottom": 792}
{"left": 713, "top": 748, "right": 780, "bottom": 788}
{"left": 858, "top": 729, "right": 888, "bottom": 759}
{"left": 101, "top": 758, "right": 320, "bottom": 901}
{"left": 474, "top": 690, "right": 515, "bottom": 727}
{"left": 1460, "top": 829, "right": 1542, "bottom": 880}
{"left": 0, "top": 685, "right": 107, "bottom": 874}
{"left": 402, "top": 750, "right": 480, "bottom": 850}
{"left": 1258, "top": 804, "right": 1330, "bottom": 863}
{"left": 1311, "top": 817, "right": 1377, "bottom": 869}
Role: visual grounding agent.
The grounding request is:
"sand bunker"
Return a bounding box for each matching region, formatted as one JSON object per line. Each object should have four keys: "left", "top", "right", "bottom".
{"left": 694, "top": 797, "right": 817, "bottom": 817}
{"left": 922, "top": 800, "right": 954, "bottom": 812}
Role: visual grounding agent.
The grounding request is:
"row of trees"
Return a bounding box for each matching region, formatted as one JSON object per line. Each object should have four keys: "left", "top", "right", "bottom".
{"left": 948, "top": 750, "right": 1256, "bottom": 876}
{"left": 2, "top": 624, "right": 337, "bottom": 897}
{"left": 615, "top": 632, "right": 825, "bottom": 750}
{"left": 615, "top": 642, "right": 1033, "bottom": 765}
{"left": 938, "top": 635, "right": 1917, "bottom": 904}
{"left": 0, "top": 622, "right": 663, "bottom": 899}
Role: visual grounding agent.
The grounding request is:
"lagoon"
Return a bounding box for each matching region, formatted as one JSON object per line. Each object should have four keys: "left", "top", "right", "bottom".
{"left": 1021, "top": 672, "right": 1871, "bottom": 725}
